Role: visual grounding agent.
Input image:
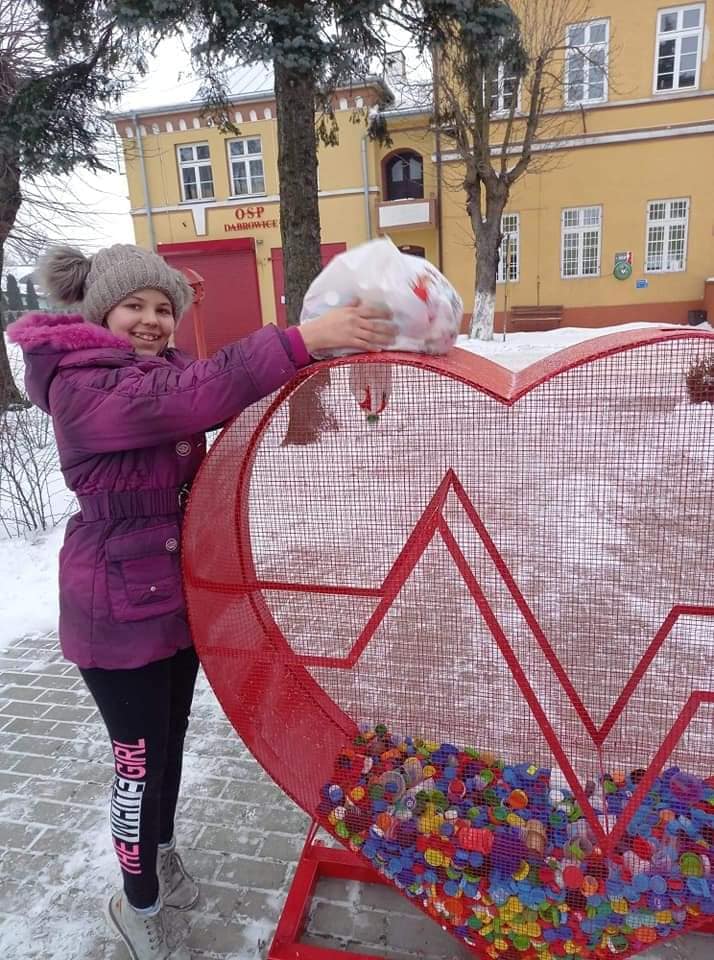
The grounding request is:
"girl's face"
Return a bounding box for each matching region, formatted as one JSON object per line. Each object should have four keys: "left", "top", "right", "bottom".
{"left": 104, "top": 288, "right": 175, "bottom": 357}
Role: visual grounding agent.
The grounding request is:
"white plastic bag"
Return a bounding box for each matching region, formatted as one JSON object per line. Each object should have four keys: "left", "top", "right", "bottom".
{"left": 299, "top": 238, "right": 463, "bottom": 359}
{"left": 300, "top": 238, "right": 462, "bottom": 422}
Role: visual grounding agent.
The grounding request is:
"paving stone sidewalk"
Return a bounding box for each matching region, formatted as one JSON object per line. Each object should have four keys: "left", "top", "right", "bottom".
{"left": 0, "top": 632, "right": 710, "bottom": 960}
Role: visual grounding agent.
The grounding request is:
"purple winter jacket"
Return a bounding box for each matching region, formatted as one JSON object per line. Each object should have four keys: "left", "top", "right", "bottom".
{"left": 9, "top": 312, "right": 310, "bottom": 670}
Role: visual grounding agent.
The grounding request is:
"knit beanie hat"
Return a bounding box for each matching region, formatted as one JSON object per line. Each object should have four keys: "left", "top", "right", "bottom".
{"left": 37, "top": 244, "right": 193, "bottom": 325}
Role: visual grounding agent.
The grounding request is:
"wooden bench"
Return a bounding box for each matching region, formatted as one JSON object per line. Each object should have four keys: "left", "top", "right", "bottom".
{"left": 508, "top": 305, "right": 563, "bottom": 332}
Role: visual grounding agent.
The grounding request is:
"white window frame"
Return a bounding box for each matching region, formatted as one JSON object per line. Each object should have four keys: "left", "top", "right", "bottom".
{"left": 653, "top": 4, "right": 705, "bottom": 94}
{"left": 176, "top": 142, "right": 214, "bottom": 202}
{"left": 497, "top": 213, "right": 520, "bottom": 283}
{"left": 561, "top": 206, "right": 602, "bottom": 279}
{"left": 227, "top": 135, "right": 266, "bottom": 197}
{"left": 645, "top": 198, "right": 690, "bottom": 273}
{"left": 489, "top": 61, "right": 521, "bottom": 115}
{"left": 565, "top": 19, "right": 610, "bottom": 106}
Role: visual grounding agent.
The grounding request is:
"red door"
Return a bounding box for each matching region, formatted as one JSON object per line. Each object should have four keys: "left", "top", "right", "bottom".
{"left": 270, "top": 243, "right": 347, "bottom": 328}
{"left": 159, "top": 238, "right": 262, "bottom": 356}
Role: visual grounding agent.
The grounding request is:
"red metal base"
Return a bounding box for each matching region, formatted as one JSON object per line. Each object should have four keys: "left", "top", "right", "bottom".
{"left": 268, "top": 820, "right": 392, "bottom": 960}
{"left": 269, "top": 822, "right": 714, "bottom": 959}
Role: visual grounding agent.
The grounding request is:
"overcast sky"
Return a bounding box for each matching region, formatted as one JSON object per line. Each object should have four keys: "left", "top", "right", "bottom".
{"left": 18, "top": 28, "right": 418, "bottom": 265}
{"left": 31, "top": 36, "right": 197, "bottom": 259}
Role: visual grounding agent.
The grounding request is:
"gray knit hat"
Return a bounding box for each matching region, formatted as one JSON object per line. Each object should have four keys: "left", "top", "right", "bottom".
{"left": 37, "top": 243, "right": 193, "bottom": 325}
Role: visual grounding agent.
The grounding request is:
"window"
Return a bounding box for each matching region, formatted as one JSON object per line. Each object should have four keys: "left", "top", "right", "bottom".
{"left": 497, "top": 213, "right": 520, "bottom": 282}
{"left": 177, "top": 143, "right": 214, "bottom": 201}
{"left": 385, "top": 151, "right": 424, "bottom": 201}
{"left": 565, "top": 19, "right": 609, "bottom": 104}
{"left": 654, "top": 5, "right": 704, "bottom": 92}
{"left": 228, "top": 137, "right": 265, "bottom": 196}
{"left": 646, "top": 198, "right": 689, "bottom": 272}
{"left": 490, "top": 62, "right": 520, "bottom": 115}
{"left": 561, "top": 206, "right": 602, "bottom": 278}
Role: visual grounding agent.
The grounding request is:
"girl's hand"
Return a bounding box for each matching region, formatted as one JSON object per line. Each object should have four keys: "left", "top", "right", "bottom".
{"left": 300, "top": 301, "right": 395, "bottom": 356}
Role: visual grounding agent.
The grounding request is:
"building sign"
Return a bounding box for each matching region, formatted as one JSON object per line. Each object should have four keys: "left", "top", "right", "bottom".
{"left": 636, "top": 278, "right": 649, "bottom": 289}
{"left": 613, "top": 251, "right": 633, "bottom": 281}
{"left": 224, "top": 205, "right": 279, "bottom": 233}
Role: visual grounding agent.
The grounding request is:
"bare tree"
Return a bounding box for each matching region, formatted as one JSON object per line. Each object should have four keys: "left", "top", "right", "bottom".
{"left": 427, "top": 0, "right": 597, "bottom": 339}
{"left": 0, "top": 0, "right": 134, "bottom": 411}
{"left": 0, "top": 348, "right": 73, "bottom": 535}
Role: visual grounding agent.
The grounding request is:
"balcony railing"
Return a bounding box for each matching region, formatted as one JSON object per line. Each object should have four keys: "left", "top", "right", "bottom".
{"left": 377, "top": 198, "right": 437, "bottom": 231}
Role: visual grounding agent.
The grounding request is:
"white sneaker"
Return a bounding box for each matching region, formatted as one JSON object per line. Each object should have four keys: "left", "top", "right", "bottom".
{"left": 157, "top": 839, "right": 200, "bottom": 910}
{"left": 106, "top": 892, "right": 191, "bottom": 960}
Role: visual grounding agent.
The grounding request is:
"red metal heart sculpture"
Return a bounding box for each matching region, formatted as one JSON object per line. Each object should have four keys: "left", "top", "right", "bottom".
{"left": 183, "top": 328, "right": 714, "bottom": 960}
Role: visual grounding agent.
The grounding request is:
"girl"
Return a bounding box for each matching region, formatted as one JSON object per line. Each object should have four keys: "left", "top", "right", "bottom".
{"left": 9, "top": 243, "right": 393, "bottom": 960}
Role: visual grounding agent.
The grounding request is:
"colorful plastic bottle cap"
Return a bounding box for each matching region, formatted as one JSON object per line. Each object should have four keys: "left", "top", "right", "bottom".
{"left": 632, "top": 837, "right": 653, "bottom": 860}
{"left": 448, "top": 778, "right": 467, "bottom": 799}
{"left": 649, "top": 875, "right": 667, "bottom": 895}
{"left": 508, "top": 789, "right": 529, "bottom": 810}
{"left": 562, "top": 866, "right": 584, "bottom": 890}
{"left": 687, "top": 877, "right": 709, "bottom": 897}
{"left": 581, "top": 875, "right": 599, "bottom": 897}
{"left": 680, "top": 853, "right": 704, "bottom": 877}
{"left": 633, "top": 874, "right": 650, "bottom": 894}
{"left": 425, "top": 847, "right": 447, "bottom": 868}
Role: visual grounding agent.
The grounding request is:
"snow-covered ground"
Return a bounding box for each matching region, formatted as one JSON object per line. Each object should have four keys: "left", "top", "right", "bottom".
{"left": 0, "top": 320, "right": 707, "bottom": 653}
{"left": 454, "top": 320, "right": 688, "bottom": 369}
{"left": 0, "top": 523, "right": 66, "bottom": 650}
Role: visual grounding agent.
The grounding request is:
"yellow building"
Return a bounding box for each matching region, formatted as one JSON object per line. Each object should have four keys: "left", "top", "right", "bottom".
{"left": 113, "top": 1, "right": 714, "bottom": 350}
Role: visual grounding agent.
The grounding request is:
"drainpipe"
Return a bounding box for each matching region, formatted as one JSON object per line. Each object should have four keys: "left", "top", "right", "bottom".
{"left": 133, "top": 113, "right": 157, "bottom": 252}
{"left": 361, "top": 133, "right": 372, "bottom": 241}
{"left": 432, "top": 45, "right": 444, "bottom": 272}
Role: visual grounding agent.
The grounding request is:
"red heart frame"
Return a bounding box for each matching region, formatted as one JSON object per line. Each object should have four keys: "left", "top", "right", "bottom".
{"left": 184, "top": 327, "right": 714, "bottom": 960}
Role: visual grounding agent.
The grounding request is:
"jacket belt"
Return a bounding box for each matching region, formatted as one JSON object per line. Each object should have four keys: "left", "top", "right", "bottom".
{"left": 77, "top": 485, "right": 190, "bottom": 521}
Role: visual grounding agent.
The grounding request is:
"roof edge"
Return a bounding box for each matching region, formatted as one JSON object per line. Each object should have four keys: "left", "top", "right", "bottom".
{"left": 112, "top": 76, "right": 394, "bottom": 121}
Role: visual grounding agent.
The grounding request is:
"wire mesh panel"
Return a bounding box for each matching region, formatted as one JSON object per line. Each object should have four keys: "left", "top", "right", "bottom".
{"left": 183, "top": 329, "right": 714, "bottom": 960}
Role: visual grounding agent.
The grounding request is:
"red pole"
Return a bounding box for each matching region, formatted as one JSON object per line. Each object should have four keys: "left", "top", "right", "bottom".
{"left": 179, "top": 266, "right": 207, "bottom": 359}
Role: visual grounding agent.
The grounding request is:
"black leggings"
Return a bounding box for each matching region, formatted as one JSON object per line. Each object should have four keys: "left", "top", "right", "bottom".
{"left": 81, "top": 646, "right": 199, "bottom": 908}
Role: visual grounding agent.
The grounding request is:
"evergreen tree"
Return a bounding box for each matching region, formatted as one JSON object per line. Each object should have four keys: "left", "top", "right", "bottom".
{"left": 5, "top": 274, "right": 24, "bottom": 312}
{"left": 24, "top": 276, "right": 40, "bottom": 311}
{"left": 42, "top": 0, "right": 398, "bottom": 441}
{"left": 43, "top": 1, "right": 393, "bottom": 328}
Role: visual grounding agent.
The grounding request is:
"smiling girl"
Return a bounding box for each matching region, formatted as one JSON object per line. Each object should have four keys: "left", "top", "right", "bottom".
{"left": 9, "top": 243, "right": 393, "bottom": 960}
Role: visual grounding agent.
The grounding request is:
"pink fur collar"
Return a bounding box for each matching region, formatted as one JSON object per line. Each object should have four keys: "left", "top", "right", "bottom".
{"left": 8, "top": 312, "right": 131, "bottom": 352}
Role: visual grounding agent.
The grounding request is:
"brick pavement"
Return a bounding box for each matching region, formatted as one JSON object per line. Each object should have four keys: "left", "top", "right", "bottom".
{"left": 0, "top": 632, "right": 710, "bottom": 960}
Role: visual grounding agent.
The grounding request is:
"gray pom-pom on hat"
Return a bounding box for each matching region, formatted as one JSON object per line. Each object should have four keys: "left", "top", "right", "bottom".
{"left": 38, "top": 243, "right": 193, "bottom": 326}
{"left": 37, "top": 245, "right": 92, "bottom": 307}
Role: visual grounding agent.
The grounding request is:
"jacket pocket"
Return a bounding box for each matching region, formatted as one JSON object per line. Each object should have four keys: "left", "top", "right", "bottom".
{"left": 105, "top": 523, "right": 184, "bottom": 623}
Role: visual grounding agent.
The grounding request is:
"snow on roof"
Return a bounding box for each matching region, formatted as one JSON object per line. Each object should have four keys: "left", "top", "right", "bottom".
{"left": 112, "top": 62, "right": 394, "bottom": 119}
{"left": 193, "top": 62, "right": 274, "bottom": 102}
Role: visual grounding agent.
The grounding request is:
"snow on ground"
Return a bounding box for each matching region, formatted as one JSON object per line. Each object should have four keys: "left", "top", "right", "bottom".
{"left": 0, "top": 523, "right": 65, "bottom": 651}
{"left": 1, "top": 320, "right": 710, "bottom": 651}
{"left": 454, "top": 319, "right": 706, "bottom": 369}
{"left": 0, "top": 336, "right": 72, "bottom": 652}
